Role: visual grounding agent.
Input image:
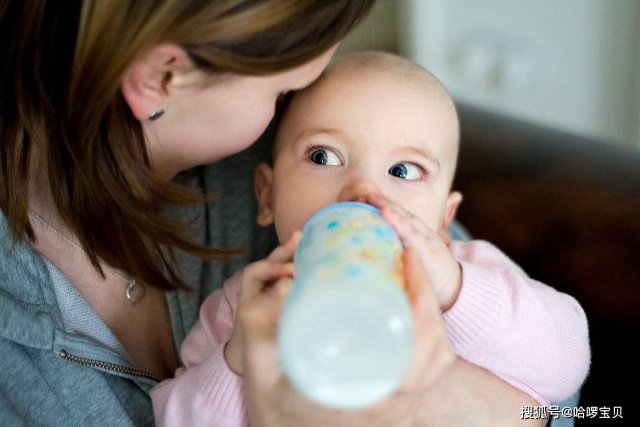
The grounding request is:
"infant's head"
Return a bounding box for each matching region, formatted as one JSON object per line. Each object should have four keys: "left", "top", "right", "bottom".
{"left": 255, "top": 51, "right": 462, "bottom": 242}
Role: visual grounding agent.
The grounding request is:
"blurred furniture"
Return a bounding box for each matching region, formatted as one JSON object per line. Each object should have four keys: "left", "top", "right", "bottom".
{"left": 454, "top": 104, "right": 640, "bottom": 426}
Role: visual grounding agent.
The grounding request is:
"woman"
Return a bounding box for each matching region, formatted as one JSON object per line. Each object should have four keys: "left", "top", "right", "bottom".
{"left": 0, "top": 1, "right": 545, "bottom": 425}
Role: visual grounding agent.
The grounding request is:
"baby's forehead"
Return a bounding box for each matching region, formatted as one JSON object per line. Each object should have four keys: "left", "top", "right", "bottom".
{"left": 287, "top": 54, "right": 457, "bottom": 134}
{"left": 275, "top": 52, "right": 459, "bottom": 161}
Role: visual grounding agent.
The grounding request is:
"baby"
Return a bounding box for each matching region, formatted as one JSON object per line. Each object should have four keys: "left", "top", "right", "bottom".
{"left": 151, "top": 52, "right": 590, "bottom": 426}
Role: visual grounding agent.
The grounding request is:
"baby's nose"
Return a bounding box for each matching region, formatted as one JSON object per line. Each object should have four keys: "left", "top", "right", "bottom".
{"left": 337, "top": 177, "right": 382, "bottom": 203}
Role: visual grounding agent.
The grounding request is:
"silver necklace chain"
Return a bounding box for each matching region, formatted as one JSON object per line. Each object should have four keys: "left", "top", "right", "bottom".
{"left": 28, "top": 209, "right": 145, "bottom": 304}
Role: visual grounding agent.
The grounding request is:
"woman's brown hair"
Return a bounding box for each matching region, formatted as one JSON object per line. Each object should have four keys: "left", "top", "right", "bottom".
{"left": 0, "top": 0, "right": 375, "bottom": 290}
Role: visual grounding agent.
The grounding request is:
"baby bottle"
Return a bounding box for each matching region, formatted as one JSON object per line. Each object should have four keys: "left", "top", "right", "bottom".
{"left": 277, "top": 201, "right": 414, "bottom": 409}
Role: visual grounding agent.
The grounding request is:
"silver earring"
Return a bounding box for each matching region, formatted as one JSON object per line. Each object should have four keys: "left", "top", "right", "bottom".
{"left": 148, "top": 109, "right": 165, "bottom": 121}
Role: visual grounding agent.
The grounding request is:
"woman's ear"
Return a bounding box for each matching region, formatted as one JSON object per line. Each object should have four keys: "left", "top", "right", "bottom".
{"left": 120, "top": 44, "right": 191, "bottom": 120}
{"left": 255, "top": 163, "right": 275, "bottom": 226}
{"left": 440, "top": 191, "right": 463, "bottom": 235}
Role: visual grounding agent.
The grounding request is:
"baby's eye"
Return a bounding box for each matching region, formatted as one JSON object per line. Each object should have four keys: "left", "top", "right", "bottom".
{"left": 388, "top": 162, "right": 422, "bottom": 180}
{"left": 308, "top": 147, "right": 341, "bottom": 166}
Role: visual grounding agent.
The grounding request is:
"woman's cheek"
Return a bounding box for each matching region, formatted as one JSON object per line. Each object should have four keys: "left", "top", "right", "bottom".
{"left": 244, "top": 102, "right": 276, "bottom": 145}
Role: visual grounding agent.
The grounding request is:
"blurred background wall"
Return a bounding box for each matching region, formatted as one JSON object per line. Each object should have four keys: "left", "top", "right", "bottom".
{"left": 339, "top": 0, "right": 640, "bottom": 150}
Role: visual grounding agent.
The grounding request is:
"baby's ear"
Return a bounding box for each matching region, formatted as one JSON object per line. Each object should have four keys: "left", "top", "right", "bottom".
{"left": 255, "top": 163, "right": 275, "bottom": 226}
{"left": 441, "top": 191, "right": 463, "bottom": 234}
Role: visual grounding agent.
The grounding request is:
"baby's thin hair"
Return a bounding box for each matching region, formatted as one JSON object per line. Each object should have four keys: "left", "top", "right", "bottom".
{"left": 329, "top": 51, "right": 457, "bottom": 114}
{"left": 329, "top": 51, "right": 459, "bottom": 159}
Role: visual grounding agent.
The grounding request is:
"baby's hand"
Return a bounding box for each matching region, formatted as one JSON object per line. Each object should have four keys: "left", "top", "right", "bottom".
{"left": 365, "top": 195, "right": 461, "bottom": 311}
{"left": 224, "top": 232, "right": 300, "bottom": 375}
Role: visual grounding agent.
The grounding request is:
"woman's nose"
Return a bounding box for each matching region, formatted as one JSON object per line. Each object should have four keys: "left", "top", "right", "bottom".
{"left": 337, "top": 177, "right": 382, "bottom": 203}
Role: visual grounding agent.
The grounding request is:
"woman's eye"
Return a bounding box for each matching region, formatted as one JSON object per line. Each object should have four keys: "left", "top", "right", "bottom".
{"left": 308, "top": 148, "right": 341, "bottom": 166}
{"left": 388, "top": 163, "right": 422, "bottom": 180}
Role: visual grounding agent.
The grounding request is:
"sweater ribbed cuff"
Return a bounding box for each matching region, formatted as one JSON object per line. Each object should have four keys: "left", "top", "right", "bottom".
{"left": 443, "top": 260, "right": 507, "bottom": 353}
{"left": 199, "top": 345, "right": 247, "bottom": 421}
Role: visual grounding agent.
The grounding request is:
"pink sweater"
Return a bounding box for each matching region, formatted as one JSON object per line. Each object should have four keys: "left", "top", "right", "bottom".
{"left": 152, "top": 240, "right": 590, "bottom": 426}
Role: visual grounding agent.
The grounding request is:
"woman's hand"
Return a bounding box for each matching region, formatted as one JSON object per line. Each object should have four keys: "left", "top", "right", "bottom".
{"left": 239, "top": 235, "right": 458, "bottom": 427}
{"left": 240, "top": 239, "right": 547, "bottom": 426}
{"left": 224, "top": 232, "right": 299, "bottom": 375}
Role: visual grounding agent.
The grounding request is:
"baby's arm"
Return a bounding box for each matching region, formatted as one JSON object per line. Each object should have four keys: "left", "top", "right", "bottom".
{"left": 151, "top": 273, "right": 248, "bottom": 427}
{"left": 151, "top": 237, "right": 297, "bottom": 427}
{"left": 444, "top": 240, "right": 591, "bottom": 406}
{"left": 370, "top": 194, "right": 589, "bottom": 407}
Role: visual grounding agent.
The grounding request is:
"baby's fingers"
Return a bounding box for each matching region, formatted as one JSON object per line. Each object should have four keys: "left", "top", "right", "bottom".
{"left": 380, "top": 205, "right": 434, "bottom": 250}
{"left": 241, "top": 260, "right": 295, "bottom": 301}
{"left": 267, "top": 231, "right": 302, "bottom": 263}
